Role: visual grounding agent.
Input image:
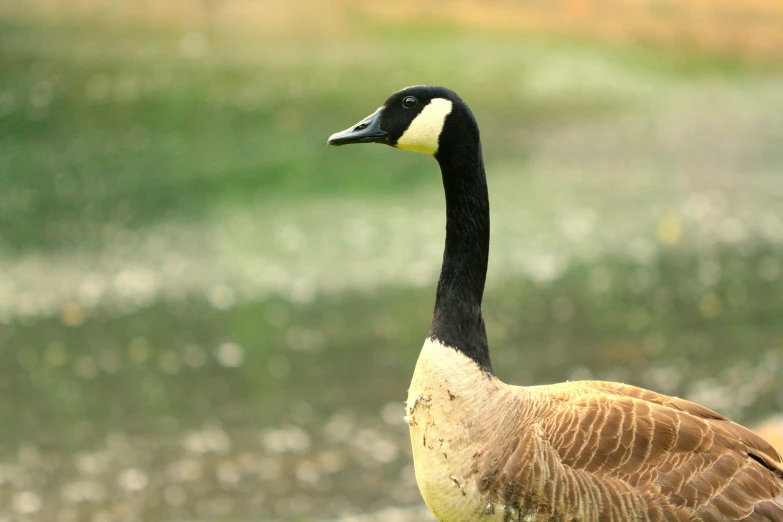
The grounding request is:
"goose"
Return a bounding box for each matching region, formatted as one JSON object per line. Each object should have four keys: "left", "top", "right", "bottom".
{"left": 327, "top": 86, "right": 783, "bottom": 521}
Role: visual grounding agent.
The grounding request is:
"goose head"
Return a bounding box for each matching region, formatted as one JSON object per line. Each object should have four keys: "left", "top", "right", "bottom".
{"left": 327, "top": 85, "right": 479, "bottom": 158}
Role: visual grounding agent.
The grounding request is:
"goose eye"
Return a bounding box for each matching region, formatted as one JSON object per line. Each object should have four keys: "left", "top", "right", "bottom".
{"left": 402, "top": 96, "right": 418, "bottom": 109}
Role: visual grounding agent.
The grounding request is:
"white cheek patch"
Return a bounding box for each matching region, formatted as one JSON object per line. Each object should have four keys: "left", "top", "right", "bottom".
{"left": 396, "top": 98, "right": 453, "bottom": 155}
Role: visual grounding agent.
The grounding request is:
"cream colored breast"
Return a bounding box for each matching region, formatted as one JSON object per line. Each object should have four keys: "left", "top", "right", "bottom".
{"left": 406, "top": 339, "right": 523, "bottom": 522}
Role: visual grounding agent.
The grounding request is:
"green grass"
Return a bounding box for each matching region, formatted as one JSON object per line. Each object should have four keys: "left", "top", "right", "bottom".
{"left": 3, "top": 12, "right": 775, "bottom": 252}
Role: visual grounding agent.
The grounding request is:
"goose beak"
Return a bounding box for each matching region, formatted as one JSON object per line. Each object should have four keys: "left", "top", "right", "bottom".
{"left": 327, "top": 108, "right": 388, "bottom": 146}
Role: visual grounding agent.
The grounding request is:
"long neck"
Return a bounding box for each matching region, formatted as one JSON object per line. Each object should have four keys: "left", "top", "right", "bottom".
{"left": 428, "top": 137, "right": 492, "bottom": 373}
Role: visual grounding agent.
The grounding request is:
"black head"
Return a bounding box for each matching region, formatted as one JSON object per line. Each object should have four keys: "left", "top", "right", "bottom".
{"left": 327, "top": 86, "right": 478, "bottom": 158}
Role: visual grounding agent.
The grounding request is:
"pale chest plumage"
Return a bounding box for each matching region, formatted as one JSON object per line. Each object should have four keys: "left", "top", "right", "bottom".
{"left": 406, "top": 339, "right": 535, "bottom": 521}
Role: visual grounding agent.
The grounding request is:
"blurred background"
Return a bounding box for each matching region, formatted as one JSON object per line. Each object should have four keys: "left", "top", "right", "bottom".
{"left": 2, "top": 0, "right": 783, "bottom": 520}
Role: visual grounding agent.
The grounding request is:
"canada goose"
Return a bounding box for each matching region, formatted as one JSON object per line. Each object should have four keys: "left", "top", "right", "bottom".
{"left": 327, "top": 86, "right": 783, "bottom": 521}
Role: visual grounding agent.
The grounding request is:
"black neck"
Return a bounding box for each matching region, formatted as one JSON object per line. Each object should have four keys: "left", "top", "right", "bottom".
{"left": 428, "top": 130, "right": 492, "bottom": 373}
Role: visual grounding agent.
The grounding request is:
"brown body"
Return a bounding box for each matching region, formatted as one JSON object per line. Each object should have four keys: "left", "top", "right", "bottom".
{"left": 407, "top": 339, "right": 783, "bottom": 522}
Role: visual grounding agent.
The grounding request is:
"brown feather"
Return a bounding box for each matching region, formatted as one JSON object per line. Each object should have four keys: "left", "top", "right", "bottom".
{"left": 407, "top": 341, "right": 783, "bottom": 521}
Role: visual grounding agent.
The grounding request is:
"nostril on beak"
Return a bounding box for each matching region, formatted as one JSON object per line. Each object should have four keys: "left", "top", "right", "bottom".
{"left": 355, "top": 123, "right": 368, "bottom": 131}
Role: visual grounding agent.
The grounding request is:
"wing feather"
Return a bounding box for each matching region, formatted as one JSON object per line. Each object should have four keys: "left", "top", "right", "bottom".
{"left": 509, "top": 381, "right": 783, "bottom": 520}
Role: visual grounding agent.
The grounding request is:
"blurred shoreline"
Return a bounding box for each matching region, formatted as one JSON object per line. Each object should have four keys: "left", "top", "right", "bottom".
{"left": 3, "top": 0, "right": 783, "bottom": 59}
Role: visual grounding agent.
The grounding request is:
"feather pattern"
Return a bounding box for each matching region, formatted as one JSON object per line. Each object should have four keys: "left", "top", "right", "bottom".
{"left": 407, "top": 339, "right": 783, "bottom": 522}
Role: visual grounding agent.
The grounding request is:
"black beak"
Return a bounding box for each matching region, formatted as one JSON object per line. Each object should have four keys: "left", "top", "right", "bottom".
{"left": 327, "top": 108, "right": 388, "bottom": 146}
